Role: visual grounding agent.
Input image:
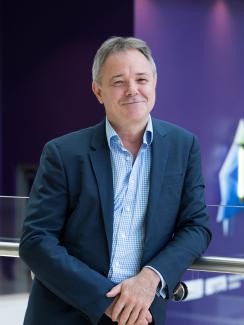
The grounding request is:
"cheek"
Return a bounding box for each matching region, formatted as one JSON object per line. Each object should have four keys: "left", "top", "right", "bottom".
{"left": 143, "top": 88, "right": 155, "bottom": 102}
{"left": 104, "top": 89, "right": 122, "bottom": 102}
{"left": 150, "top": 91, "right": 156, "bottom": 102}
{"left": 103, "top": 93, "right": 121, "bottom": 112}
{"left": 141, "top": 83, "right": 155, "bottom": 95}
{"left": 150, "top": 87, "right": 156, "bottom": 100}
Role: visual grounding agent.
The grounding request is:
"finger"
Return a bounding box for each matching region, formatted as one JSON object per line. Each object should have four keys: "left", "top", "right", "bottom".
{"left": 126, "top": 306, "right": 141, "bottom": 325}
{"left": 135, "top": 317, "right": 148, "bottom": 325}
{"left": 106, "top": 284, "right": 122, "bottom": 297}
{"left": 145, "top": 310, "right": 153, "bottom": 323}
{"left": 118, "top": 305, "right": 134, "bottom": 325}
{"left": 135, "top": 308, "right": 148, "bottom": 325}
{"left": 111, "top": 298, "right": 125, "bottom": 322}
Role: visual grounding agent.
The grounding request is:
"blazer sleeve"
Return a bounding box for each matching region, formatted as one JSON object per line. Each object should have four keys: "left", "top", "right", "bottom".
{"left": 19, "top": 141, "right": 114, "bottom": 324}
{"left": 146, "top": 135, "right": 211, "bottom": 298}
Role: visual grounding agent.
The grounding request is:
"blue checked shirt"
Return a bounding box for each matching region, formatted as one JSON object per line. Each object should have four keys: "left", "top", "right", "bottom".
{"left": 106, "top": 116, "right": 166, "bottom": 297}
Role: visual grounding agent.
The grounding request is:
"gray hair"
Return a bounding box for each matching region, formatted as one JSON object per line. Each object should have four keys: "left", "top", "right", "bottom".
{"left": 92, "top": 36, "right": 157, "bottom": 83}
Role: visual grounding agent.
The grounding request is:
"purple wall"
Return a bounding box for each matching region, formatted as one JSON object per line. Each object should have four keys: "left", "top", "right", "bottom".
{"left": 1, "top": 0, "right": 134, "bottom": 294}
{"left": 135, "top": 0, "right": 244, "bottom": 205}
{"left": 2, "top": 0, "right": 134, "bottom": 195}
{"left": 135, "top": 1, "right": 244, "bottom": 324}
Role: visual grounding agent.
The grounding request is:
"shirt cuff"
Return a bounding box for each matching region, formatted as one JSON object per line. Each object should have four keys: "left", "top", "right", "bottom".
{"left": 144, "top": 266, "right": 167, "bottom": 299}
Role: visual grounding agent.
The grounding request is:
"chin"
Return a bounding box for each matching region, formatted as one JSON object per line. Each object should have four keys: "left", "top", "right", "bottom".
{"left": 126, "top": 112, "right": 149, "bottom": 123}
{"left": 126, "top": 106, "right": 148, "bottom": 116}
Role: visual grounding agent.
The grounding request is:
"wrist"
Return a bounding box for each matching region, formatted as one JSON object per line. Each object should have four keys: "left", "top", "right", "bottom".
{"left": 141, "top": 267, "right": 160, "bottom": 289}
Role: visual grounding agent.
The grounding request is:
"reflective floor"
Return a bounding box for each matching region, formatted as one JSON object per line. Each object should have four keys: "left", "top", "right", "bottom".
{"left": 0, "top": 293, "right": 28, "bottom": 325}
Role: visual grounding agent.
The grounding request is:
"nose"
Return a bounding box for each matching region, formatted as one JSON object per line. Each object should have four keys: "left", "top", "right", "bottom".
{"left": 125, "top": 81, "right": 138, "bottom": 96}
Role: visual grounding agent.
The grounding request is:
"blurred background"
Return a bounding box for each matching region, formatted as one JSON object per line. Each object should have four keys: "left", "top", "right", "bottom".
{"left": 1, "top": 0, "right": 244, "bottom": 324}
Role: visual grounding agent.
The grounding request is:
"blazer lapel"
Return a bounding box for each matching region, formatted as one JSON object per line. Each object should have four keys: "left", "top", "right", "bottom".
{"left": 89, "top": 122, "right": 114, "bottom": 259}
{"left": 143, "top": 120, "right": 169, "bottom": 259}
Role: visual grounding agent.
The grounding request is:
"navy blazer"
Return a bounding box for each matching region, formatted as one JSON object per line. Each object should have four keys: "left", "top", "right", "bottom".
{"left": 19, "top": 118, "right": 211, "bottom": 325}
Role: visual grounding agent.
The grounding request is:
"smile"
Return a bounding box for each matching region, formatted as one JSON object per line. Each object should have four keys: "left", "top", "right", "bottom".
{"left": 121, "top": 101, "right": 145, "bottom": 105}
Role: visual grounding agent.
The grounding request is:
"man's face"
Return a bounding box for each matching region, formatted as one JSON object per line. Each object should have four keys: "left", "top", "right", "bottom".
{"left": 92, "top": 49, "right": 157, "bottom": 129}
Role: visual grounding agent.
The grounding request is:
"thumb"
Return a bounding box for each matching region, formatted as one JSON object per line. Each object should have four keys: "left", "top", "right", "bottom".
{"left": 106, "top": 284, "right": 122, "bottom": 297}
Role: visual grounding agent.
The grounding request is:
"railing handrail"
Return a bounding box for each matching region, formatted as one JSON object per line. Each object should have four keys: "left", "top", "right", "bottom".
{"left": 0, "top": 241, "right": 19, "bottom": 257}
{"left": 0, "top": 195, "right": 29, "bottom": 199}
{"left": 188, "top": 256, "right": 244, "bottom": 274}
{"left": 1, "top": 241, "right": 244, "bottom": 275}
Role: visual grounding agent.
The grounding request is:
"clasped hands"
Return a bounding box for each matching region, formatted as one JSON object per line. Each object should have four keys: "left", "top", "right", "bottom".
{"left": 105, "top": 268, "right": 160, "bottom": 325}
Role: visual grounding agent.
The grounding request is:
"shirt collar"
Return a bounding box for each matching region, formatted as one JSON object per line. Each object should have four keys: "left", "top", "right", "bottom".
{"left": 106, "top": 115, "right": 153, "bottom": 150}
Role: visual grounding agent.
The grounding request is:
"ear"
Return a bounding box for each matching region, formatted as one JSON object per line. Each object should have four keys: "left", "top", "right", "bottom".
{"left": 92, "top": 81, "right": 103, "bottom": 104}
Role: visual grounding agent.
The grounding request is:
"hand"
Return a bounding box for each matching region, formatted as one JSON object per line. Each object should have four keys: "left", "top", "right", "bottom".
{"left": 105, "top": 296, "right": 152, "bottom": 325}
{"left": 106, "top": 268, "right": 160, "bottom": 325}
{"left": 105, "top": 300, "right": 152, "bottom": 324}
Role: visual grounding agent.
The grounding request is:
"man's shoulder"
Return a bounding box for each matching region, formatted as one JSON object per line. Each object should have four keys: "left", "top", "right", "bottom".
{"left": 152, "top": 117, "right": 195, "bottom": 140}
{"left": 43, "top": 120, "right": 105, "bottom": 154}
{"left": 49, "top": 120, "right": 104, "bottom": 144}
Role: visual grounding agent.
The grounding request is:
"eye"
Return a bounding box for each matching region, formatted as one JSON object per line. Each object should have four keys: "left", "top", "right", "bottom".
{"left": 113, "top": 80, "right": 124, "bottom": 86}
{"left": 137, "top": 78, "right": 148, "bottom": 84}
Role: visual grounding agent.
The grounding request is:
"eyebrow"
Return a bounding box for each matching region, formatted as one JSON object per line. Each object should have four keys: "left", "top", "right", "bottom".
{"left": 136, "top": 73, "right": 150, "bottom": 77}
{"left": 110, "top": 74, "right": 124, "bottom": 81}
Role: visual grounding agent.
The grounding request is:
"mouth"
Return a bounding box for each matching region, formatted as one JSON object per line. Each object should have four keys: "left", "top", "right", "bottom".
{"left": 121, "top": 100, "right": 145, "bottom": 105}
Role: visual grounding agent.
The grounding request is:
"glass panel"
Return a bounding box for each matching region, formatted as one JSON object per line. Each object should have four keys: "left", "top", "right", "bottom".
{"left": 0, "top": 196, "right": 30, "bottom": 293}
{"left": 0, "top": 196, "right": 30, "bottom": 325}
{"left": 0, "top": 196, "right": 28, "bottom": 242}
{"left": 166, "top": 270, "right": 244, "bottom": 325}
{"left": 1, "top": 199, "right": 244, "bottom": 324}
{"left": 166, "top": 205, "right": 244, "bottom": 324}
{"left": 207, "top": 205, "right": 244, "bottom": 258}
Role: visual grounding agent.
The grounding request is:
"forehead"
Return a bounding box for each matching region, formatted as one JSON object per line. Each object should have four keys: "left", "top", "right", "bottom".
{"left": 101, "top": 49, "right": 153, "bottom": 79}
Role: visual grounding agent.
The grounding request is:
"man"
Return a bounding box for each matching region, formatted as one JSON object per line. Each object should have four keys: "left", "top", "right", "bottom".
{"left": 19, "top": 36, "right": 211, "bottom": 325}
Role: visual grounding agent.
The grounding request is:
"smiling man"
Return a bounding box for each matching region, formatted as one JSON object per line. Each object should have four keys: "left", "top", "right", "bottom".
{"left": 19, "top": 37, "right": 211, "bottom": 325}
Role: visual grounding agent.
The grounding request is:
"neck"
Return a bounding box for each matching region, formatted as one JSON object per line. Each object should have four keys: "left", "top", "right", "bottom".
{"left": 108, "top": 118, "right": 149, "bottom": 158}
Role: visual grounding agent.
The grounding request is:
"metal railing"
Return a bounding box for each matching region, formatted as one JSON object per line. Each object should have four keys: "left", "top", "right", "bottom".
{"left": 188, "top": 256, "right": 244, "bottom": 274}
{"left": 0, "top": 241, "right": 19, "bottom": 258}
{"left": 1, "top": 241, "right": 244, "bottom": 275}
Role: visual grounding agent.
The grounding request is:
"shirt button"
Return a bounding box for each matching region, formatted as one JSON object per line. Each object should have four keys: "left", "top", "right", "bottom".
{"left": 125, "top": 206, "right": 130, "bottom": 212}
{"left": 121, "top": 233, "right": 126, "bottom": 239}
{"left": 115, "top": 262, "right": 120, "bottom": 267}
{"left": 125, "top": 156, "right": 130, "bottom": 161}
